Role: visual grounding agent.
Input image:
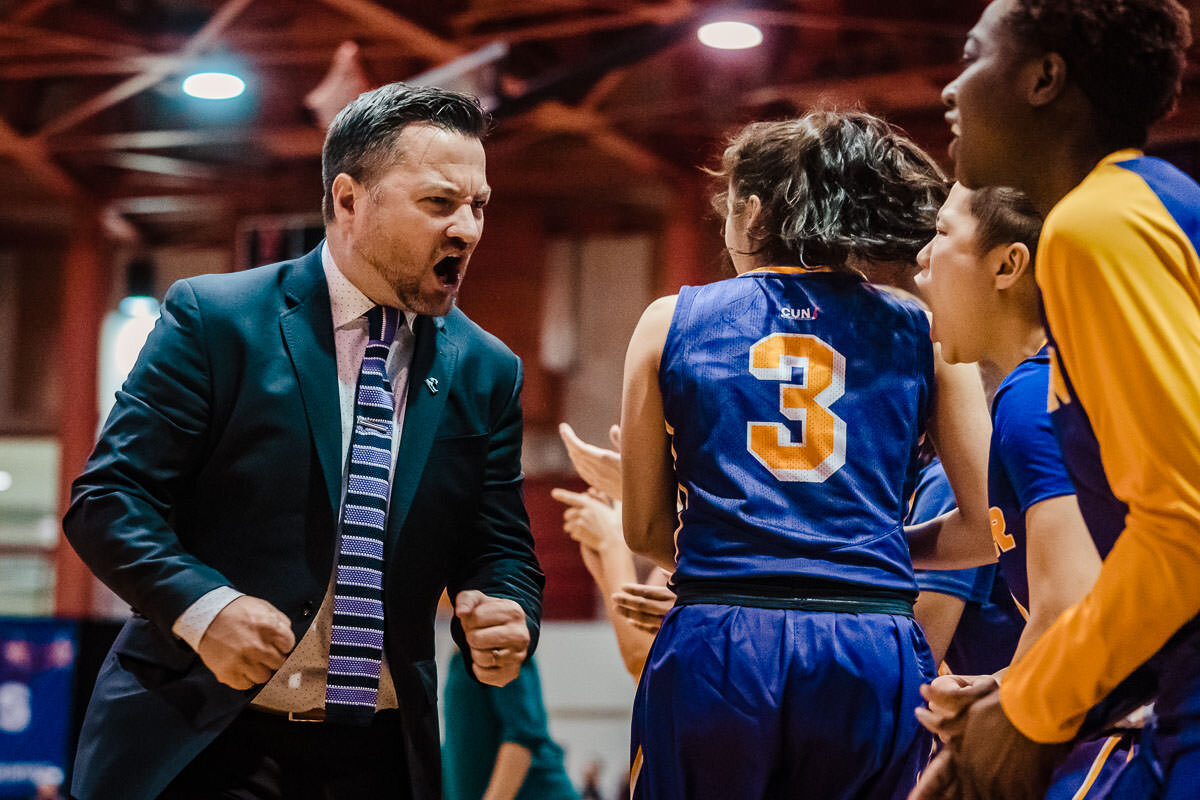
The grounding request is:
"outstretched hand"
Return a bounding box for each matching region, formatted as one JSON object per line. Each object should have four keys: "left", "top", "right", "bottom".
{"left": 612, "top": 582, "right": 675, "bottom": 633}
{"left": 550, "top": 486, "right": 623, "bottom": 552}
{"left": 558, "top": 422, "right": 622, "bottom": 501}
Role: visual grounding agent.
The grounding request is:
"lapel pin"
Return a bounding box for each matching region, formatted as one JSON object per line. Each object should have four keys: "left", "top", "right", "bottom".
{"left": 425, "top": 376, "right": 439, "bottom": 394}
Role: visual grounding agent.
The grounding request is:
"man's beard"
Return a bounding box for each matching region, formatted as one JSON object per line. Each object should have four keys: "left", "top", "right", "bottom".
{"left": 369, "top": 256, "right": 454, "bottom": 316}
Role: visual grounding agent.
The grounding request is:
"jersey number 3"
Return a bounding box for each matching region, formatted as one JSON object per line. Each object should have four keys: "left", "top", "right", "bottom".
{"left": 747, "top": 333, "right": 847, "bottom": 482}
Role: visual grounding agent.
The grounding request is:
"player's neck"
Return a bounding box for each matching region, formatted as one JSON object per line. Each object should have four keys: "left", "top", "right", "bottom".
{"left": 1022, "top": 123, "right": 1113, "bottom": 217}
{"left": 986, "top": 312, "right": 1046, "bottom": 378}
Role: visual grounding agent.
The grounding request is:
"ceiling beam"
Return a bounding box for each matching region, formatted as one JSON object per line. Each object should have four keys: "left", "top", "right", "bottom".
{"left": 744, "top": 64, "right": 959, "bottom": 113}
{"left": 48, "top": 124, "right": 326, "bottom": 158}
{"left": 0, "top": 21, "right": 146, "bottom": 58}
{"left": 318, "top": 0, "right": 681, "bottom": 181}
{"left": 35, "top": 0, "right": 257, "bottom": 139}
{"left": 0, "top": 116, "right": 80, "bottom": 196}
{"left": 317, "top": 0, "right": 463, "bottom": 62}
{"left": 460, "top": 5, "right": 690, "bottom": 48}
{"left": 106, "top": 195, "right": 234, "bottom": 216}
{"left": 5, "top": 0, "right": 65, "bottom": 23}
{"left": 739, "top": 10, "right": 968, "bottom": 39}
{"left": 528, "top": 103, "right": 682, "bottom": 178}
{"left": 89, "top": 152, "right": 228, "bottom": 180}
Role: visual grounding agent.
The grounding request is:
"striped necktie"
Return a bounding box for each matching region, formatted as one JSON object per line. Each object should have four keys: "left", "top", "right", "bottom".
{"left": 325, "top": 304, "right": 399, "bottom": 725}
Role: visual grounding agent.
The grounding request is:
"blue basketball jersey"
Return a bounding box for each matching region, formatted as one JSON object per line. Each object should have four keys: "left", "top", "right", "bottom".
{"left": 988, "top": 348, "right": 1081, "bottom": 610}
{"left": 660, "top": 268, "right": 935, "bottom": 593}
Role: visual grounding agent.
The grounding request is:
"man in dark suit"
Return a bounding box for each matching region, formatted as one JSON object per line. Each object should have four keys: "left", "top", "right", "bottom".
{"left": 63, "top": 82, "right": 544, "bottom": 800}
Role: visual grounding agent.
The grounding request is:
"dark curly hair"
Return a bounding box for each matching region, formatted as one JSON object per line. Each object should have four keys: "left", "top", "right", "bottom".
{"left": 1003, "top": 0, "right": 1191, "bottom": 150}
{"left": 709, "top": 110, "right": 948, "bottom": 272}
{"left": 322, "top": 82, "right": 491, "bottom": 222}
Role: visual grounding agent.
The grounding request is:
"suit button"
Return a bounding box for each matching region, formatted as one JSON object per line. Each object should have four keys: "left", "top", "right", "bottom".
{"left": 302, "top": 601, "right": 315, "bottom": 617}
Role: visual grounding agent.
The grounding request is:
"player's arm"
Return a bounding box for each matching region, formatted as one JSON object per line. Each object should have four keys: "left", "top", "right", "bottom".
{"left": 908, "top": 349, "right": 994, "bottom": 570}
{"left": 1001, "top": 203, "right": 1200, "bottom": 742}
{"left": 1009, "top": 495, "right": 1100, "bottom": 665}
{"left": 914, "top": 590, "right": 968, "bottom": 666}
{"left": 551, "top": 486, "right": 652, "bottom": 678}
{"left": 621, "top": 295, "right": 679, "bottom": 573}
{"left": 482, "top": 742, "right": 533, "bottom": 800}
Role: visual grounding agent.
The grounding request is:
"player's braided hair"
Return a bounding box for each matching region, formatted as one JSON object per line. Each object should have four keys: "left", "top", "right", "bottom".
{"left": 710, "top": 110, "right": 948, "bottom": 272}
{"left": 1003, "top": 0, "right": 1191, "bottom": 150}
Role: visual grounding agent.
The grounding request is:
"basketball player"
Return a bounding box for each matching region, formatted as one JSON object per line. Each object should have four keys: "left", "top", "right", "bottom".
{"left": 916, "top": 182, "right": 1133, "bottom": 799}
{"left": 620, "top": 110, "right": 996, "bottom": 800}
{"left": 909, "top": 3, "right": 1198, "bottom": 796}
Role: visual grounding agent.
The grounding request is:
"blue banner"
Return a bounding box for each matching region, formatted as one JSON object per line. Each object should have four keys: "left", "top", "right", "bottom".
{"left": 0, "top": 619, "right": 78, "bottom": 799}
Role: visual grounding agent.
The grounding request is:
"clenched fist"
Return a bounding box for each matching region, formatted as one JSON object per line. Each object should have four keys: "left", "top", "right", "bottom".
{"left": 455, "top": 590, "right": 530, "bottom": 687}
{"left": 196, "top": 595, "right": 295, "bottom": 690}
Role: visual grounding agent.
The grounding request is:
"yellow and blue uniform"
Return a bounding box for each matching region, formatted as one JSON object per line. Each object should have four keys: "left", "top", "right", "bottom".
{"left": 998, "top": 151, "right": 1200, "bottom": 799}
{"left": 989, "top": 348, "right": 1129, "bottom": 799}
{"left": 630, "top": 268, "right": 935, "bottom": 800}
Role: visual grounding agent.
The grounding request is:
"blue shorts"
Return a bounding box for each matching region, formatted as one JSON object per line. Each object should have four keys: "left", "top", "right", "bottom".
{"left": 1045, "top": 735, "right": 1131, "bottom": 800}
{"left": 630, "top": 604, "right": 935, "bottom": 800}
{"left": 1099, "top": 620, "right": 1200, "bottom": 800}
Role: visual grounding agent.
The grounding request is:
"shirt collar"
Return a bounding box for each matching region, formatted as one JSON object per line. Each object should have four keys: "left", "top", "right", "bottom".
{"left": 321, "top": 241, "right": 416, "bottom": 332}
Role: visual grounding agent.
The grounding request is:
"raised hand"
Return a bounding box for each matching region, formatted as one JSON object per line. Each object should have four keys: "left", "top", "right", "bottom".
{"left": 558, "top": 422, "right": 622, "bottom": 501}
{"left": 550, "top": 487, "right": 622, "bottom": 552}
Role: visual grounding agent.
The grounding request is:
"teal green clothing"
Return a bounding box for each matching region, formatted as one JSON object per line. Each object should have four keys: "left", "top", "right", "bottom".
{"left": 442, "top": 653, "right": 579, "bottom": 800}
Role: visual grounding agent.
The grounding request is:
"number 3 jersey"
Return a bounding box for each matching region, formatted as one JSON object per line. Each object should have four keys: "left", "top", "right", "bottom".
{"left": 659, "top": 267, "right": 935, "bottom": 594}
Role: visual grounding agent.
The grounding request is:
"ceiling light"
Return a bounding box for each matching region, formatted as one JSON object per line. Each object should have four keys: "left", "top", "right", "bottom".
{"left": 182, "top": 71, "right": 246, "bottom": 100}
{"left": 697, "top": 21, "right": 763, "bottom": 50}
{"left": 0, "top": 472, "right": 11, "bottom": 492}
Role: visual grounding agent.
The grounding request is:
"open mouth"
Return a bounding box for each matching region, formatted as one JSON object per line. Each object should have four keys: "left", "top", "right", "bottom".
{"left": 434, "top": 255, "right": 462, "bottom": 287}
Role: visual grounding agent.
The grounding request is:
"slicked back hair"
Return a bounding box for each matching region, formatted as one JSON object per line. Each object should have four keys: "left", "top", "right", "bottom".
{"left": 968, "top": 185, "right": 1043, "bottom": 260}
{"left": 321, "top": 82, "right": 491, "bottom": 222}
{"left": 710, "top": 110, "right": 948, "bottom": 273}
{"left": 1003, "top": 0, "right": 1191, "bottom": 150}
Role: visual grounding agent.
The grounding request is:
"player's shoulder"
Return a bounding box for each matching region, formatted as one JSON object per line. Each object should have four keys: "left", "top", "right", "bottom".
{"left": 992, "top": 353, "right": 1053, "bottom": 442}
{"left": 1046, "top": 154, "right": 1192, "bottom": 253}
{"left": 993, "top": 347, "right": 1051, "bottom": 419}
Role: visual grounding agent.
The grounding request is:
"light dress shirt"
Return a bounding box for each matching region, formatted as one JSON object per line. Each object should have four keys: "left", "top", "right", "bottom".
{"left": 172, "top": 242, "right": 416, "bottom": 713}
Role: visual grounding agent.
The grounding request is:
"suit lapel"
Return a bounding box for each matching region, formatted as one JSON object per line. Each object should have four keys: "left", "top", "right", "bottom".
{"left": 388, "top": 314, "right": 458, "bottom": 535}
{"left": 279, "top": 249, "right": 343, "bottom": 515}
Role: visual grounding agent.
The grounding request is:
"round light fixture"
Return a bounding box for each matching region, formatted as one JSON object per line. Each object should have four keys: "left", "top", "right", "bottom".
{"left": 0, "top": 471, "right": 11, "bottom": 492}
{"left": 182, "top": 71, "right": 246, "bottom": 100}
{"left": 697, "top": 20, "right": 763, "bottom": 50}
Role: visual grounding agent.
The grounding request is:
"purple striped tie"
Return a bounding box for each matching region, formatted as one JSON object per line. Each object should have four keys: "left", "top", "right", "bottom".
{"left": 325, "top": 304, "right": 398, "bottom": 725}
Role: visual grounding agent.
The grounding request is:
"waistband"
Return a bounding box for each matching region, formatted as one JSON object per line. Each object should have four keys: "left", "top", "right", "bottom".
{"left": 672, "top": 576, "right": 916, "bottom": 616}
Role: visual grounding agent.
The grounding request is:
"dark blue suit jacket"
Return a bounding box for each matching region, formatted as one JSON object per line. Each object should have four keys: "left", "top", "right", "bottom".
{"left": 63, "top": 246, "right": 544, "bottom": 800}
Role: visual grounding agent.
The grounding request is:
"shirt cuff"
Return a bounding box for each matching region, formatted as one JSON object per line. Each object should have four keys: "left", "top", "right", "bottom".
{"left": 172, "top": 586, "right": 245, "bottom": 652}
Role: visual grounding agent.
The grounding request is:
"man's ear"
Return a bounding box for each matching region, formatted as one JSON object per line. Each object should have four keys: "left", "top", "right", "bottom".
{"left": 994, "top": 242, "right": 1032, "bottom": 291}
{"left": 330, "top": 173, "right": 361, "bottom": 223}
{"left": 1026, "top": 52, "right": 1068, "bottom": 108}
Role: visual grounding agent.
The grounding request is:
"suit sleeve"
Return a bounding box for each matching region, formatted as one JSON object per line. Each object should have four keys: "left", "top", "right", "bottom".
{"left": 449, "top": 357, "right": 546, "bottom": 667}
{"left": 63, "top": 279, "right": 233, "bottom": 635}
{"left": 1000, "top": 197, "right": 1200, "bottom": 742}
